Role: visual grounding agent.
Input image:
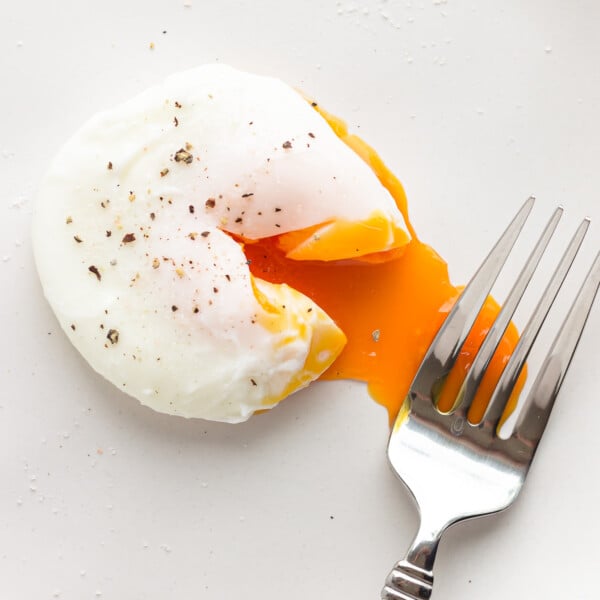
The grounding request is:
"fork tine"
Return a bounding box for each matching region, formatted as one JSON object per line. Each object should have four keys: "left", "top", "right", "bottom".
{"left": 410, "top": 197, "right": 535, "bottom": 396}
{"left": 455, "top": 207, "right": 563, "bottom": 418}
{"left": 512, "top": 250, "right": 600, "bottom": 451}
{"left": 481, "top": 219, "right": 591, "bottom": 430}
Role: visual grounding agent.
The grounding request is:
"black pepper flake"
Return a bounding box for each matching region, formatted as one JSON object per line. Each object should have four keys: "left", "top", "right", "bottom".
{"left": 307, "top": 307, "right": 313, "bottom": 312}
{"left": 250, "top": 378, "right": 257, "bottom": 386}
{"left": 74, "top": 235, "right": 83, "bottom": 243}
{"left": 188, "top": 205, "right": 195, "bottom": 214}
{"left": 122, "top": 233, "right": 136, "bottom": 244}
{"left": 241, "top": 193, "right": 254, "bottom": 198}
{"left": 213, "top": 287, "right": 219, "bottom": 293}
{"left": 274, "top": 207, "right": 282, "bottom": 212}
{"left": 282, "top": 140, "right": 292, "bottom": 149}
{"left": 173, "top": 117, "right": 179, "bottom": 127}
{"left": 311, "top": 102, "right": 318, "bottom": 107}
{"left": 193, "top": 307, "right": 199, "bottom": 314}
{"left": 205, "top": 198, "right": 216, "bottom": 208}
{"left": 174, "top": 148, "right": 193, "bottom": 164}
{"left": 88, "top": 265, "right": 101, "bottom": 281}
{"left": 308, "top": 132, "right": 315, "bottom": 138}
{"left": 70, "top": 324, "right": 76, "bottom": 331}
{"left": 107, "top": 329, "right": 119, "bottom": 344}
{"left": 175, "top": 101, "right": 182, "bottom": 108}
{"left": 275, "top": 223, "right": 281, "bottom": 228}
{"left": 106, "top": 230, "right": 112, "bottom": 237}
{"left": 235, "top": 217, "right": 243, "bottom": 223}
{"left": 171, "top": 305, "right": 179, "bottom": 312}
{"left": 107, "top": 161, "right": 113, "bottom": 170}
{"left": 150, "top": 212, "right": 156, "bottom": 220}
{"left": 225, "top": 274, "right": 231, "bottom": 281}
{"left": 201, "top": 231, "right": 210, "bottom": 237}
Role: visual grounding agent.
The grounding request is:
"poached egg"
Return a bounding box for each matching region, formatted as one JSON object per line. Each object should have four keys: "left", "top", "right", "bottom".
{"left": 33, "top": 64, "right": 520, "bottom": 424}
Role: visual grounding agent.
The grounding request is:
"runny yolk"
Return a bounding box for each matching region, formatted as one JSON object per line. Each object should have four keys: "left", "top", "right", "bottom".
{"left": 245, "top": 104, "right": 525, "bottom": 425}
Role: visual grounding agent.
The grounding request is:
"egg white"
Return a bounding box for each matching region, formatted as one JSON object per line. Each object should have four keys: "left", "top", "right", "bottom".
{"left": 33, "top": 64, "right": 406, "bottom": 422}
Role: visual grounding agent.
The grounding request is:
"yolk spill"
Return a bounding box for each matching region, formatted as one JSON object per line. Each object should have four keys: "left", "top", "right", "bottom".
{"left": 246, "top": 239, "right": 523, "bottom": 424}
{"left": 247, "top": 102, "right": 525, "bottom": 425}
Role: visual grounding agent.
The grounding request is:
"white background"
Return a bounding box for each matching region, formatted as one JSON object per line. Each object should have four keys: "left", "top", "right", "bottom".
{"left": 1, "top": 1, "right": 599, "bottom": 598}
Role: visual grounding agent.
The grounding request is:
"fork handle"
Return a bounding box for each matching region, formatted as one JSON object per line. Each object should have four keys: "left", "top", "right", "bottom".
{"left": 381, "top": 560, "right": 433, "bottom": 600}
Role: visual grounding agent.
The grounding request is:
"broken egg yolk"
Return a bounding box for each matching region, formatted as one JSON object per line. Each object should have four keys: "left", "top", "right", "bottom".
{"left": 245, "top": 104, "right": 524, "bottom": 425}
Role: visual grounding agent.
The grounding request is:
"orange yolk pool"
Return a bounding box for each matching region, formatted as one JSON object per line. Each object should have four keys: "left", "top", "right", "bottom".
{"left": 247, "top": 103, "right": 524, "bottom": 425}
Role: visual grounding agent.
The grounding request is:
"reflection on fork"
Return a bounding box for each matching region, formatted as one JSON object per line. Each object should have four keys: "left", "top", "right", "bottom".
{"left": 381, "top": 197, "right": 600, "bottom": 600}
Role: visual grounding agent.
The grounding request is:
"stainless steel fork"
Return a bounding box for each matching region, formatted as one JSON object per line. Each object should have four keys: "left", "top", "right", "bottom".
{"left": 381, "top": 197, "right": 600, "bottom": 600}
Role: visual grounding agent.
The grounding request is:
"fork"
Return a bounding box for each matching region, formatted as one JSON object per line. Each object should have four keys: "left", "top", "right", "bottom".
{"left": 381, "top": 197, "right": 600, "bottom": 600}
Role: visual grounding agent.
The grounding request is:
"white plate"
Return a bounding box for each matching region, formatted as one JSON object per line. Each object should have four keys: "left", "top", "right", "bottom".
{"left": 1, "top": 1, "right": 598, "bottom": 598}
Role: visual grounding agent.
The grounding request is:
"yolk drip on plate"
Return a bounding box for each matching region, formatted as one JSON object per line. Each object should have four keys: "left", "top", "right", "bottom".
{"left": 245, "top": 103, "right": 524, "bottom": 425}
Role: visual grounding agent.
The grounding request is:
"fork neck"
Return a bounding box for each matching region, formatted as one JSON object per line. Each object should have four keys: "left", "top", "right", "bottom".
{"left": 405, "top": 515, "right": 444, "bottom": 573}
{"left": 381, "top": 516, "right": 445, "bottom": 600}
